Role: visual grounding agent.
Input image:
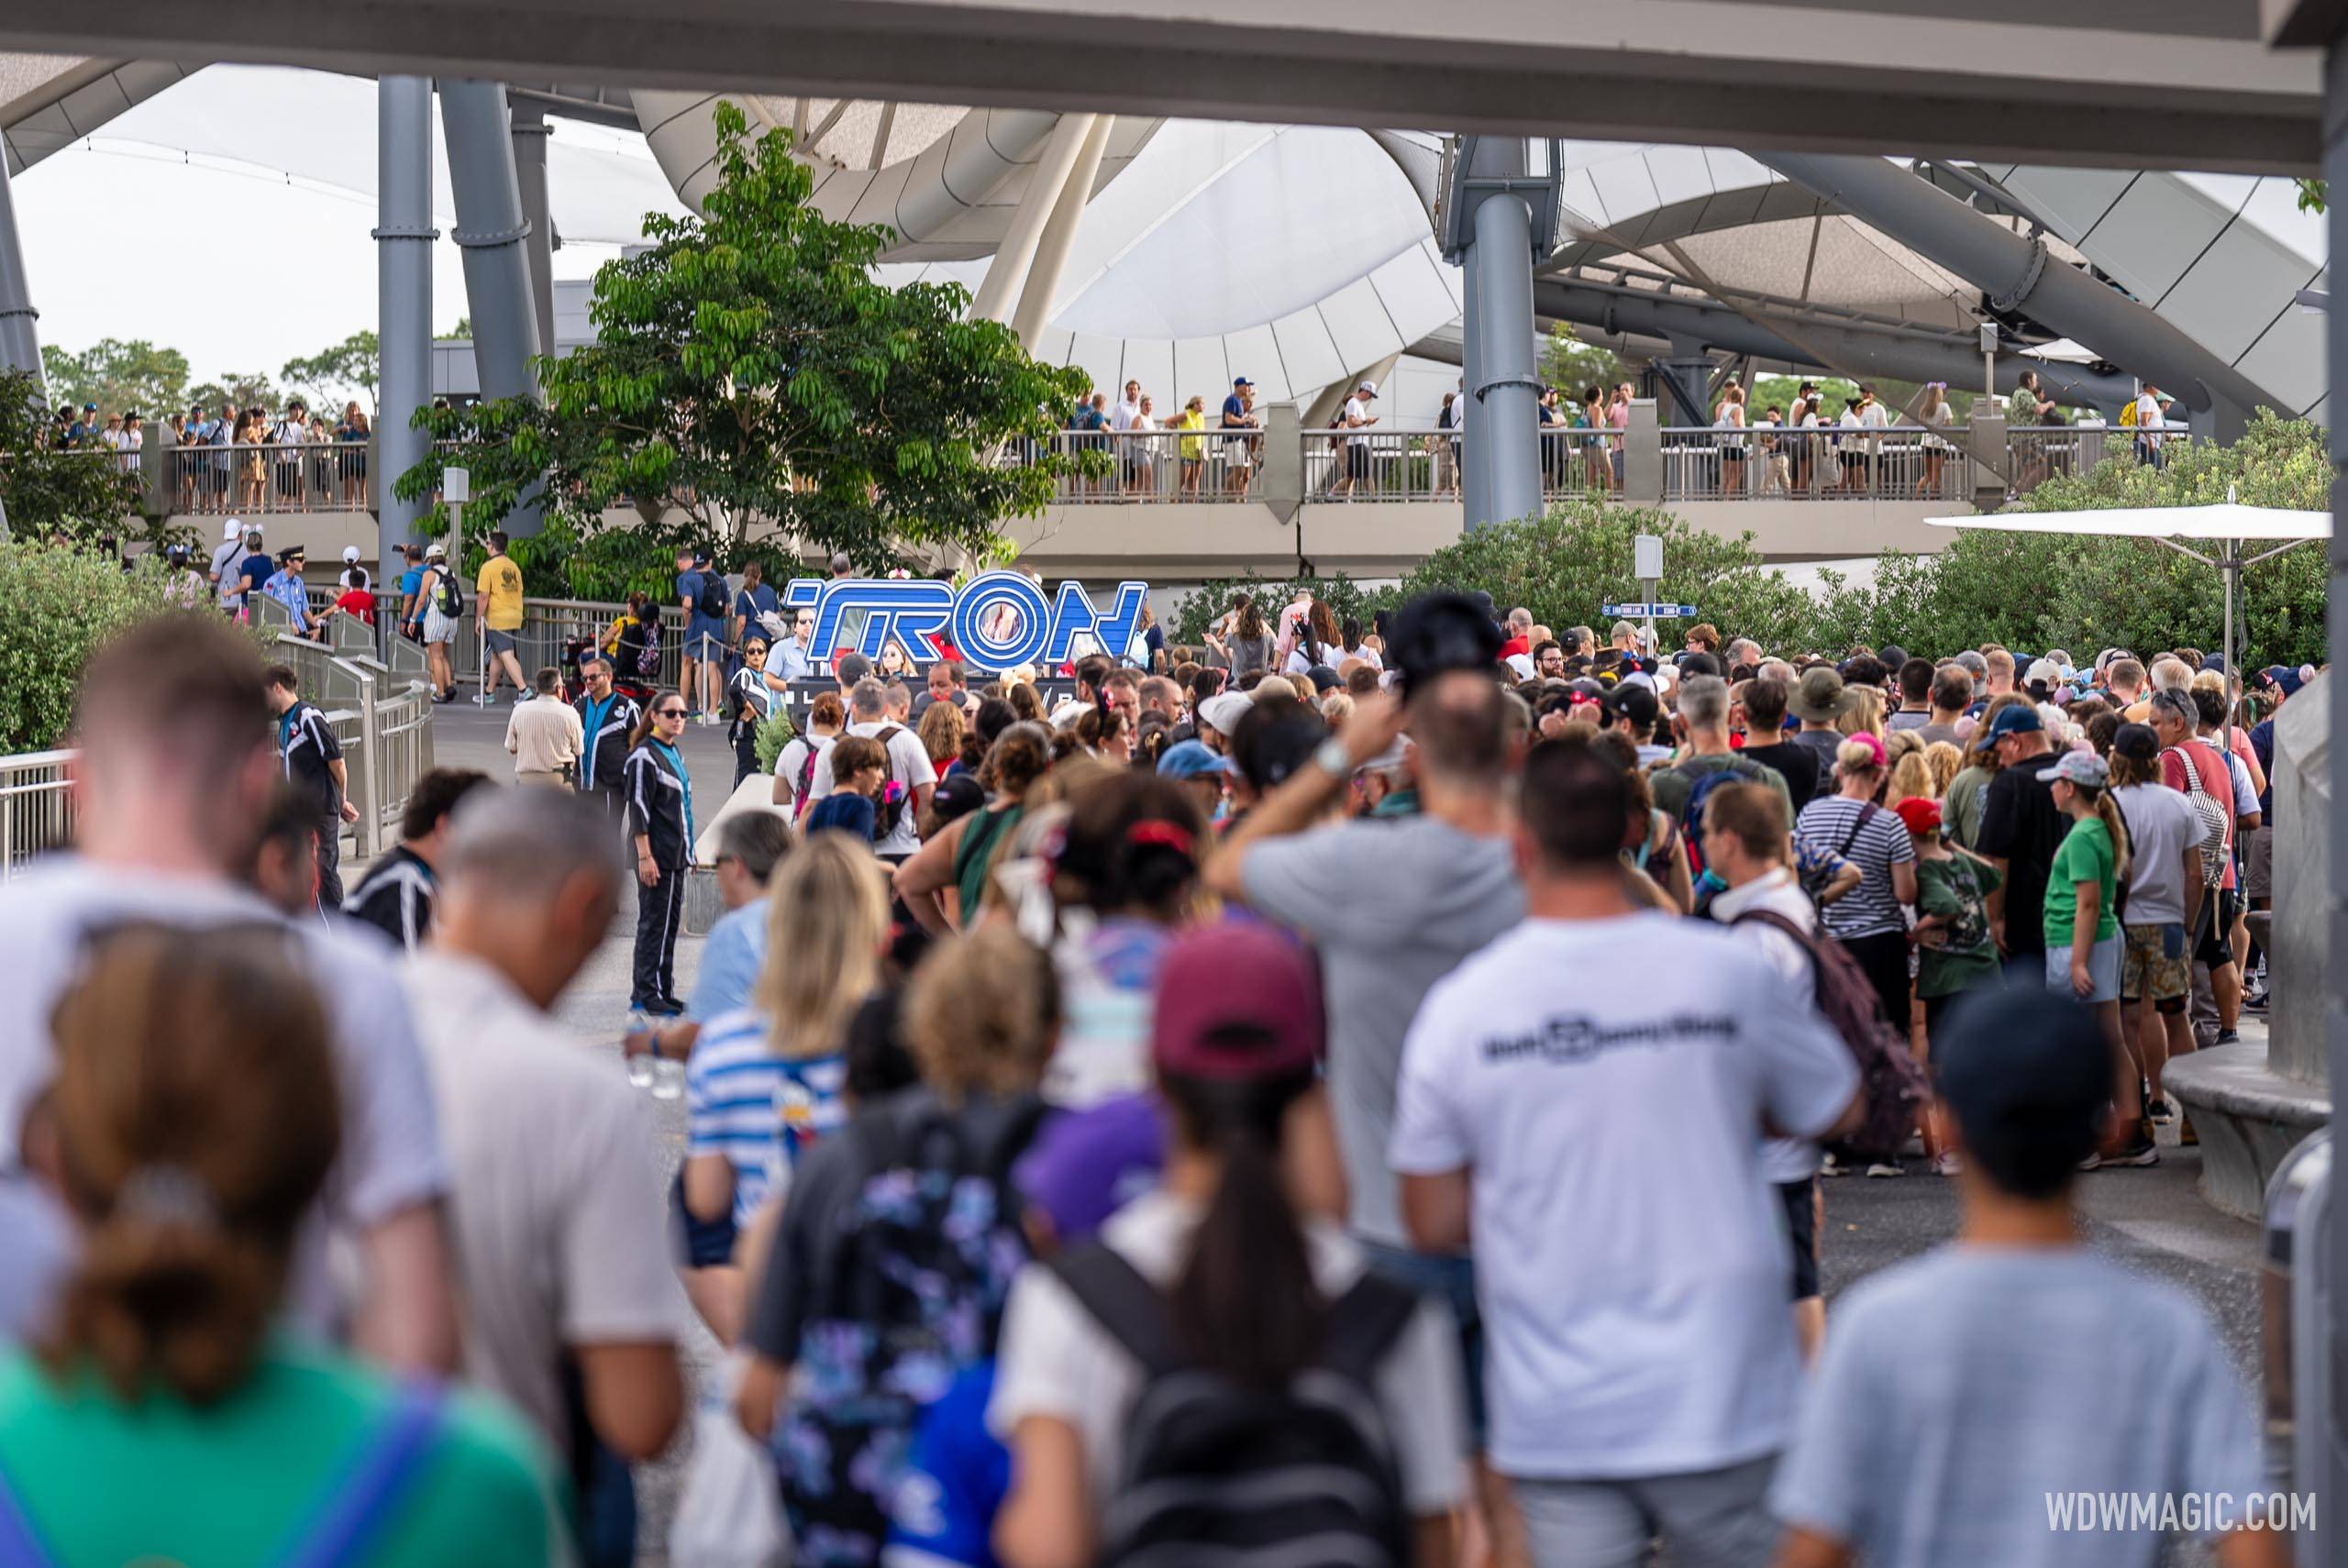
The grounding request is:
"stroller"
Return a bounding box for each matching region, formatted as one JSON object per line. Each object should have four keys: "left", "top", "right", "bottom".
{"left": 569, "top": 613, "right": 663, "bottom": 706}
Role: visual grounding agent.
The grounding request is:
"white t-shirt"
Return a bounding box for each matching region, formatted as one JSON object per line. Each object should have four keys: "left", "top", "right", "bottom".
{"left": 1389, "top": 910, "right": 1857, "bottom": 1480}
{"left": 2113, "top": 781, "right": 2202, "bottom": 928}
{"left": 2134, "top": 392, "right": 2164, "bottom": 431}
{"left": 1710, "top": 867, "right": 1829, "bottom": 1184}
{"left": 989, "top": 1188, "right": 1468, "bottom": 1518}
{"left": 1343, "top": 396, "right": 1372, "bottom": 447}
{"left": 0, "top": 858, "right": 447, "bottom": 1331}
{"left": 1110, "top": 398, "right": 1144, "bottom": 432}
{"left": 774, "top": 732, "right": 836, "bottom": 812}
{"left": 404, "top": 951, "right": 681, "bottom": 1451}
{"left": 807, "top": 718, "right": 937, "bottom": 856}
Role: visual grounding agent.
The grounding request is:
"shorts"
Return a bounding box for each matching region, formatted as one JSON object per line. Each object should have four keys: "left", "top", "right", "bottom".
{"left": 2246, "top": 825, "right": 2273, "bottom": 901}
{"left": 1777, "top": 1177, "right": 1821, "bottom": 1301}
{"left": 2121, "top": 922, "right": 2189, "bottom": 1007}
{"left": 484, "top": 628, "right": 519, "bottom": 656}
{"left": 684, "top": 618, "right": 730, "bottom": 658}
{"left": 2045, "top": 933, "right": 2121, "bottom": 1004}
{"left": 1346, "top": 444, "right": 1371, "bottom": 480}
{"left": 2192, "top": 888, "right": 2240, "bottom": 969}
{"left": 670, "top": 1169, "right": 737, "bottom": 1269}
{"left": 423, "top": 607, "right": 458, "bottom": 645}
{"left": 1512, "top": 1457, "right": 1778, "bottom": 1568}
{"left": 1360, "top": 1241, "right": 1485, "bottom": 1443}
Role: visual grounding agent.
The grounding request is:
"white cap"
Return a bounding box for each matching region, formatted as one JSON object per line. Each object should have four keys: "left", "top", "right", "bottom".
{"left": 221, "top": 519, "right": 241, "bottom": 541}
{"left": 1356, "top": 380, "right": 1378, "bottom": 395}
{"left": 341, "top": 545, "right": 360, "bottom": 563}
{"left": 2024, "top": 658, "right": 2061, "bottom": 688}
{"left": 1198, "top": 691, "right": 1254, "bottom": 735}
{"left": 425, "top": 542, "right": 446, "bottom": 558}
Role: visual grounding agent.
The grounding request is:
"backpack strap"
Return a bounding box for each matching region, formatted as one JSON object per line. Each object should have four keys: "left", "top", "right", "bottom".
{"left": 1833, "top": 800, "right": 1877, "bottom": 860}
{"left": 1319, "top": 1273, "right": 1422, "bottom": 1387}
{"left": 1047, "top": 1244, "right": 1185, "bottom": 1381}
{"left": 275, "top": 1383, "right": 445, "bottom": 1568}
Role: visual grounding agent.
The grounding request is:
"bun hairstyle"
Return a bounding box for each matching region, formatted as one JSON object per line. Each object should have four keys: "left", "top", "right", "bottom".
{"left": 1049, "top": 772, "right": 1205, "bottom": 921}
{"left": 43, "top": 925, "right": 340, "bottom": 1405}
{"left": 978, "top": 721, "right": 1055, "bottom": 805}
{"left": 1836, "top": 735, "right": 1887, "bottom": 777}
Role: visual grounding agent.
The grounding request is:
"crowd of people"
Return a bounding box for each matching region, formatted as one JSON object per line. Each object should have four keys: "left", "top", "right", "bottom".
{"left": 0, "top": 580, "right": 2300, "bottom": 1568}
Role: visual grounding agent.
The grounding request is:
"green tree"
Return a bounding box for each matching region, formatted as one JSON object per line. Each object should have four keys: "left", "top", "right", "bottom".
{"left": 399, "top": 101, "right": 1092, "bottom": 569}
{"left": 0, "top": 540, "right": 181, "bottom": 750}
{"left": 1541, "top": 328, "right": 1632, "bottom": 396}
{"left": 188, "top": 370, "right": 281, "bottom": 413}
{"left": 281, "top": 330, "right": 380, "bottom": 413}
{"left": 41, "top": 338, "right": 191, "bottom": 420}
{"left": 1170, "top": 574, "right": 1404, "bottom": 645}
{"left": 0, "top": 371, "right": 143, "bottom": 546}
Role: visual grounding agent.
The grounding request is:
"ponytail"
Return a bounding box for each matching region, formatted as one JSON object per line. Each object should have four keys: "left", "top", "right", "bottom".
{"left": 1161, "top": 1068, "right": 1325, "bottom": 1388}
{"left": 2086, "top": 783, "right": 2132, "bottom": 884}
{"left": 630, "top": 689, "right": 678, "bottom": 751}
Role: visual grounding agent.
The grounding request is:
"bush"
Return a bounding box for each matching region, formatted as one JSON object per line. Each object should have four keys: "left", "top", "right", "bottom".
{"left": 0, "top": 542, "right": 180, "bottom": 752}
{"left": 1169, "top": 573, "right": 1404, "bottom": 645}
{"left": 753, "top": 706, "right": 798, "bottom": 774}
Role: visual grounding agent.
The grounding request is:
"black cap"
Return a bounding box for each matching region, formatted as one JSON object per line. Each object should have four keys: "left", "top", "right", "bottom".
{"left": 2110, "top": 722, "right": 2160, "bottom": 764}
{"left": 1305, "top": 665, "right": 1343, "bottom": 694}
{"left": 1935, "top": 988, "right": 2111, "bottom": 1198}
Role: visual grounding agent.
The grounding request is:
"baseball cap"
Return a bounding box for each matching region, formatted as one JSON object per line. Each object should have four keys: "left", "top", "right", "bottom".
{"left": 1197, "top": 691, "right": 1253, "bottom": 735}
{"left": 1157, "top": 739, "right": 1235, "bottom": 779}
{"left": 1152, "top": 922, "right": 1323, "bottom": 1082}
{"left": 1934, "top": 988, "right": 2112, "bottom": 1196}
{"left": 220, "top": 519, "right": 242, "bottom": 541}
{"left": 1356, "top": 381, "right": 1378, "bottom": 395}
{"left": 80, "top": 402, "right": 95, "bottom": 413}
{"left": 2035, "top": 750, "right": 2109, "bottom": 788}
{"left": 1984, "top": 704, "right": 2043, "bottom": 738}
{"left": 928, "top": 772, "right": 988, "bottom": 824}
{"left": 2110, "top": 722, "right": 2160, "bottom": 764}
{"left": 2262, "top": 664, "right": 2303, "bottom": 699}
{"left": 1233, "top": 375, "right": 1254, "bottom": 388}
{"left": 1891, "top": 796, "right": 1941, "bottom": 837}
{"left": 425, "top": 542, "right": 447, "bottom": 559}
{"left": 341, "top": 545, "right": 360, "bottom": 563}
{"left": 1011, "top": 1094, "right": 1165, "bottom": 1245}
{"left": 1305, "top": 665, "right": 1343, "bottom": 694}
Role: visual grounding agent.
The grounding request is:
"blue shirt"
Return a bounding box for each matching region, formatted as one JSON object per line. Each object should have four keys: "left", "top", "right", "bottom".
{"left": 886, "top": 1364, "right": 1008, "bottom": 1568}
{"left": 262, "top": 569, "right": 311, "bottom": 621}
{"left": 735, "top": 582, "right": 777, "bottom": 624}
{"left": 398, "top": 566, "right": 424, "bottom": 600}
{"left": 683, "top": 1013, "right": 846, "bottom": 1228}
{"left": 770, "top": 641, "right": 814, "bottom": 683}
{"left": 688, "top": 901, "right": 767, "bottom": 1021}
{"left": 240, "top": 555, "right": 275, "bottom": 593}
{"left": 1221, "top": 393, "right": 1246, "bottom": 424}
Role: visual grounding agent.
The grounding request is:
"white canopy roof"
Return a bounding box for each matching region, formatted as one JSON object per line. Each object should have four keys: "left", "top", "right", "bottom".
{"left": 1926, "top": 503, "right": 2331, "bottom": 543}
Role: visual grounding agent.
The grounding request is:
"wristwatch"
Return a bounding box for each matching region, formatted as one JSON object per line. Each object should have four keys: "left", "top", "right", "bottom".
{"left": 1312, "top": 735, "right": 1352, "bottom": 780}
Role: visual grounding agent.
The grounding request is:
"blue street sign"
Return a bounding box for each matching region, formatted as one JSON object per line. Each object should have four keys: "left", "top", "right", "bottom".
{"left": 1602, "top": 602, "right": 1700, "bottom": 619}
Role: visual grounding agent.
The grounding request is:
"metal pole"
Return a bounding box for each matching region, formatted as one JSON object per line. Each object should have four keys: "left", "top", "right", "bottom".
{"left": 1470, "top": 160, "right": 1541, "bottom": 528}
{"left": 2324, "top": 37, "right": 2348, "bottom": 1540}
{"left": 0, "top": 153, "right": 41, "bottom": 388}
{"left": 376, "top": 74, "right": 435, "bottom": 649}
{"left": 440, "top": 79, "right": 546, "bottom": 534}
{"left": 510, "top": 99, "right": 557, "bottom": 375}
{"left": 1460, "top": 256, "right": 1487, "bottom": 526}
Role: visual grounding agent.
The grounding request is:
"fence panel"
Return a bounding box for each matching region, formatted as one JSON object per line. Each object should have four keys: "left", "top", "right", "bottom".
{"left": 1039, "top": 429, "right": 1263, "bottom": 502}
{"left": 1663, "top": 427, "right": 1967, "bottom": 502}
{"left": 0, "top": 751, "right": 73, "bottom": 878}
{"left": 166, "top": 439, "right": 371, "bottom": 515}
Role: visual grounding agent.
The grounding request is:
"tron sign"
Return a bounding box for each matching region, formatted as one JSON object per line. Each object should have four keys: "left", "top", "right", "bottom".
{"left": 781, "top": 572, "right": 1151, "bottom": 672}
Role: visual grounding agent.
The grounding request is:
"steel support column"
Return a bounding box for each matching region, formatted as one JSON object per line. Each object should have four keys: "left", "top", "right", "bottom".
{"left": 1011, "top": 113, "right": 1112, "bottom": 348}
{"left": 441, "top": 79, "right": 546, "bottom": 534}
{"left": 511, "top": 99, "right": 557, "bottom": 370}
{"left": 375, "top": 75, "right": 436, "bottom": 570}
{"left": 1654, "top": 357, "right": 1715, "bottom": 426}
{"left": 0, "top": 156, "right": 39, "bottom": 390}
{"left": 2323, "top": 36, "right": 2348, "bottom": 1551}
{"left": 1460, "top": 256, "right": 1487, "bottom": 525}
{"left": 1470, "top": 182, "right": 1542, "bottom": 527}
{"left": 969, "top": 114, "right": 1095, "bottom": 326}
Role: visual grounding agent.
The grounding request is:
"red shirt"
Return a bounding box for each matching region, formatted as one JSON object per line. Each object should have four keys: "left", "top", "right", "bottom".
{"left": 333, "top": 589, "right": 377, "bottom": 626}
{"left": 1498, "top": 635, "right": 1530, "bottom": 660}
{"left": 2160, "top": 737, "right": 2235, "bottom": 890}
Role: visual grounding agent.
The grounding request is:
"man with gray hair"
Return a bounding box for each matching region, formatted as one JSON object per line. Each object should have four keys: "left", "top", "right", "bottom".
{"left": 806, "top": 676, "right": 936, "bottom": 862}
{"left": 404, "top": 788, "right": 686, "bottom": 1555}
{"left": 1650, "top": 674, "right": 1791, "bottom": 823}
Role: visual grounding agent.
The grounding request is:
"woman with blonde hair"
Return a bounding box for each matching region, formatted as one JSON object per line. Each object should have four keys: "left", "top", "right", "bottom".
{"left": 1835, "top": 683, "right": 1887, "bottom": 743}
{"left": 1886, "top": 736, "right": 1936, "bottom": 806}
{"left": 0, "top": 925, "right": 559, "bottom": 1564}
{"left": 1922, "top": 739, "right": 1965, "bottom": 800}
{"left": 683, "top": 834, "right": 890, "bottom": 1245}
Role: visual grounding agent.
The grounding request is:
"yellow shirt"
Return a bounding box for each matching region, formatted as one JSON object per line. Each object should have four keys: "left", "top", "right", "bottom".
{"left": 477, "top": 554, "right": 525, "bottom": 631}
{"left": 1172, "top": 408, "right": 1205, "bottom": 461}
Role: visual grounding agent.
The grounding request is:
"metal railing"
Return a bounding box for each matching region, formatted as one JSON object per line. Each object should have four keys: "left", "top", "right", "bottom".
{"left": 1661, "top": 427, "right": 1969, "bottom": 502}
{"left": 0, "top": 749, "right": 73, "bottom": 878}
{"left": 2003, "top": 424, "right": 2190, "bottom": 496}
{"left": 1042, "top": 428, "right": 1264, "bottom": 502}
{"left": 1296, "top": 426, "right": 1621, "bottom": 502}
{"left": 165, "top": 439, "right": 371, "bottom": 514}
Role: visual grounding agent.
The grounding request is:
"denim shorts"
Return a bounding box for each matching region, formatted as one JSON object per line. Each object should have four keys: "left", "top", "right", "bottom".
{"left": 1359, "top": 1241, "right": 1486, "bottom": 1443}
{"left": 2046, "top": 933, "right": 2121, "bottom": 1004}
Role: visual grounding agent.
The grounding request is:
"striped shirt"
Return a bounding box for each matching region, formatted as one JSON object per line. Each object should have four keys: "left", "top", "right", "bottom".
{"left": 342, "top": 845, "right": 436, "bottom": 952}
{"left": 1793, "top": 796, "right": 1914, "bottom": 940}
{"left": 684, "top": 1010, "right": 846, "bottom": 1228}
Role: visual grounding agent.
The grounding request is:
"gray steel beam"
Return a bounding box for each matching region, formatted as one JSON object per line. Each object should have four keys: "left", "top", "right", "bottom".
{"left": 0, "top": 153, "right": 39, "bottom": 387}
{"left": 376, "top": 75, "right": 435, "bottom": 566}
{"left": 440, "top": 78, "right": 545, "bottom": 534}
{"left": 1755, "top": 150, "right": 2271, "bottom": 436}
{"left": 511, "top": 99, "right": 557, "bottom": 370}
{"left": 1459, "top": 255, "right": 1487, "bottom": 526}
{"left": 1531, "top": 280, "right": 2143, "bottom": 409}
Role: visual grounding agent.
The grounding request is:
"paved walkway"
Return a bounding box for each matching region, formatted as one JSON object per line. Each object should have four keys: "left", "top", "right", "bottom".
{"left": 404, "top": 701, "right": 2278, "bottom": 1563}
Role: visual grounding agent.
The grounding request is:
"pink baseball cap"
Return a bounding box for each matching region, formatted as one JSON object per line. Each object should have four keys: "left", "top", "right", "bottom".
{"left": 1151, "top": 922, "right": 1324, "bottom": 1081}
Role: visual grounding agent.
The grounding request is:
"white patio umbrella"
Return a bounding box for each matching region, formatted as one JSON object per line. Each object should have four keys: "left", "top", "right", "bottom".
{"left": 1925, "top": 491, "right": 2330, "bottom": 756}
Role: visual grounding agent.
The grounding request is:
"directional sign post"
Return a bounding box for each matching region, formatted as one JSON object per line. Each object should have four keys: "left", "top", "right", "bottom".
{"left": 1602, "top": 602, "right": 1701, "bottom": 620}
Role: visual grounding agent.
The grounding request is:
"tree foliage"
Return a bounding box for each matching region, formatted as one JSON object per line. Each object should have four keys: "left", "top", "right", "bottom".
{"left": 1541, "top": 329, "right": 1633, "bottom": 396}
{"left": 281, "top": 330, "right": 380, "bottom": 413}
{"left": 188, "top": 370, "right": 281, "bottom": 413}
{"left": 0, "top": 542, "right": 186, "bottom": 751}
{"left": 398, "top": 100, "right": 1091, "bottom": 572}
{"left": 0, "top": 372, "right": 143, "bottom": 546}
{"left": 41, "top": 338, "right": 190, "bottom": 420}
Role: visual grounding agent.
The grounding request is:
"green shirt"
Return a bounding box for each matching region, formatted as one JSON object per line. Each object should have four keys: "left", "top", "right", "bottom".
{"left": 1914, "top": 853, "right": 2002, "bottom": 998}
{"left": 2043, "top": 816, "right": 2119, "bottom": 949}
{"left": 1649, "top": 751, "right": 1790, "bottom": 825}
{"left": 0, "top": 1342, "right": 559, "bottom": 1568}
{"left": 1944, "top": 766, "right": 1991, "bottom": 851}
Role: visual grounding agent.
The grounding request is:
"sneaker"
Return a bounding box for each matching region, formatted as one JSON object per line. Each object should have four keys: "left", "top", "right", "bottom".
{"left": 1865, "top": 1160, "right": 1905, "bottom": 1178}
{"left": 2214, "top": 1030, "right": 2241, "bottom": 1046}
{"left": 2147, "top": 1098, "right": 2176, "bottom": 1125}
{"left": 638, "top": 996, "right": 685, "bottom": 1018}
{"left": 1819, "top": 1152, "right": 1846, "bottom": 1177}
{"left": 1932, "top": 1152, "right": 1962, "bottom": 1177}
{"left": 2243, "top": 988, "right": 2271, "bottom": 1013}
{"left": 2077, "top": 1151, "right": 2102, "bottom": 1173}
{"left": 2099, "top": 1137, "right": 2160, "bottom": 1168}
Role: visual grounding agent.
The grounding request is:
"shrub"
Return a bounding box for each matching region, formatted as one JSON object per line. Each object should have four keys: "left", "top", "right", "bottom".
{"left": 0, "top": 542, "right": 179, "bottom": 752}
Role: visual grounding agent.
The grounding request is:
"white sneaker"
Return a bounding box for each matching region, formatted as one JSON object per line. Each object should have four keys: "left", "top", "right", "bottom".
{"left": 1932, "top": 1153, "right": 1962, "bottom": 1177}
{"left": 1865, "top": 1160, "right": 1905, "bottom": 1178}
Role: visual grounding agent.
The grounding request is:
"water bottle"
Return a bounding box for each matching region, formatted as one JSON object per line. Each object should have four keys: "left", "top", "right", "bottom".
{"left": 652, "top": 1056, "right": 686, "bottom": 1100}
{"left": 626, "top": 1011, "right": 657, "bottom": 1091}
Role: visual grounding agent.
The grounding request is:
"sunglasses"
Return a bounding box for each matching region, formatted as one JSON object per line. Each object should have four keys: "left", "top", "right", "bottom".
{"left": 655, "top": 706, "right": 687, "bottom": 719}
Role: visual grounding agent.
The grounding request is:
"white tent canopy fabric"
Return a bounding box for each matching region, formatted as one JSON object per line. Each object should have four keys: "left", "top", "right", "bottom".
{"left": 1925, "top": 504, "right": 2331, "bottom": 542}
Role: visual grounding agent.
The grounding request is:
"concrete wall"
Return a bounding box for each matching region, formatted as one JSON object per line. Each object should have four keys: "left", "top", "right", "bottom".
{"left": 2269, "top": 669, "right": 2329, "bottom": 1090}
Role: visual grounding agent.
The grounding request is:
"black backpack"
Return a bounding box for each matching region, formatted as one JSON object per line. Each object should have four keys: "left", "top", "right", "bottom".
{"left": 432, "top": 566, "right": 463, "bottom": 618}
{"left": 696, "top": 572, "right": 728, "bottom": 620}
{"left": 774, "top": 1096, "right": 1044, "bottom": 1557}
{"left": 1047, "top": 1244, "right": 1419, "bottom": 1568}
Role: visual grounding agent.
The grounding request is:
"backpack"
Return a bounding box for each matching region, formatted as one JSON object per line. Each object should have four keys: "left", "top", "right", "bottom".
{"left": 791, "top": 739, "right": 825, "bottom": 822}
{"left": 432, "top": 566, "right": 463, "bottom": 619}
{"left": 1046, "top": 1244, "right": 1419, "bottom": 1568}
{"left": 1678, "top": 757, "right": 1767, "bottom": 878}
{"left": 2162, "top": 745, "right": 2230, "bottom": 889}
{"left": 2118, "top": 396, "right": 2138, "bottom": 428}
{"left": 1730, "top": 906, "right": 1927, "bottom": 1161}
{"left": 695, "top": 572, "right": 728, "bottom": 621}
{"left": 871, "top": 725, "right": 914, "bottom": 839}
{"left": 774, "top": 1096, "right": 1045, "bottom": 1557}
